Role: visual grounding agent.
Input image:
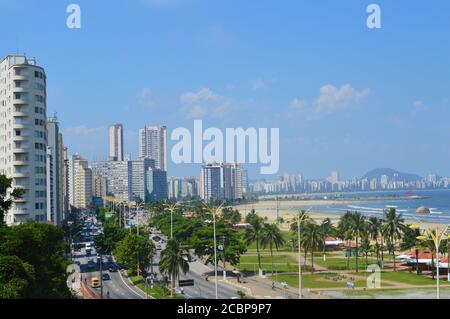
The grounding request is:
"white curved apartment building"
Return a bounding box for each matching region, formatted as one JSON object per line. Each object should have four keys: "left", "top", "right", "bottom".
{"left": 0, "top": 55, "right": 48, "bottom": 225}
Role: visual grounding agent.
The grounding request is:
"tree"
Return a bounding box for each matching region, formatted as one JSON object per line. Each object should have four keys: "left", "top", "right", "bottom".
{"left": 400, "top": 227, "right": 422, "bottom": 275}
{"left": 159, "top": 239, "right": 190, "bottom": 295}
{"left": 260, "top": 223, "right": 286, "bottom": 275}
{"left": 350, "top": 212, "right": 366, "bottom": 273}
{"left": 0, "top": 222, "right": 71, "bottom": 298}
{"left": 337, "top": 211, "right": 354, "bottom": 270}
{"left": 360, "top": 235, "right": 372, "bottom": 269}
{"left": 114, "top": 233, "right": 155, "bottom": 275}
{"left": 244, "top": 210, "right": 264, "bottom": 271}
{"left": 190, "top": 221, "right": 246, "bottom": 267}
{"left": 320, "top": 218, "right": 334, "bottom": 258}
{"left": 95, "top": 218, "right": 128, "bottom": 254}
{"left": 367, "top": 217, "right": 382, "bottom": 262}
{"left": 0, "top": 175, "right": 24, "bottom": 226}
{"left": 0, "top": 255, "right": 35, "bottom": 299}
{"left": 300, "top": 222, "right": 323, "bottom": 273}
{"left": 382, "top": 208, "right": 406, "bottom": 271}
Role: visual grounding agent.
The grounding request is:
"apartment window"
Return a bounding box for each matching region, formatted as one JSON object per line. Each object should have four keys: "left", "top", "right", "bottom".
{"left": 34, "top": 71, "right": 39, "bottom": 78}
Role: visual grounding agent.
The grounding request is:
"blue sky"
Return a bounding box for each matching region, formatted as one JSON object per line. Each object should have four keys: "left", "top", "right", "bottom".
{"left": 1, "top": 0, "right": 449, "bottom": 180}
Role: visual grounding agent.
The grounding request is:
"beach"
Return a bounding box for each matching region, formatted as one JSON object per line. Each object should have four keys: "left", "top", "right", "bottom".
{"left": 235, "top": 198, "right": 446, "bottom": 229}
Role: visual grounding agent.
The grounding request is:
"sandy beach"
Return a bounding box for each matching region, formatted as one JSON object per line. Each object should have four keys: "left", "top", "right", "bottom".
{"left": 234, "top": 200, "right": 444, "bottom": 229}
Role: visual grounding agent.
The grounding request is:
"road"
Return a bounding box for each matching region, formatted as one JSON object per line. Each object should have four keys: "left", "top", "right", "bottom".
{"left": 73, "top": 246, "right": 146, "bottom": 299}
{"left": 150, "top": 233, "right": 239, "bottom": 299}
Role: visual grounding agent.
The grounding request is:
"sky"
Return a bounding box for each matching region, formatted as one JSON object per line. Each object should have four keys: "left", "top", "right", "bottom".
{"left": 1, "top": 0, "right": 449, "bottom": 180}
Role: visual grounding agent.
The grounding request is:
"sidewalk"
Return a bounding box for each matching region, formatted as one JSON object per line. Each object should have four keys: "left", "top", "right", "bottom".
{"left": 67, "top": 264, "right": 84, "bottom": 299}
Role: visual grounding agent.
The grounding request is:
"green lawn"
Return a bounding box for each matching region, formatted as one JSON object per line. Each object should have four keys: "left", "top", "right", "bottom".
{"left": 272, "top": 273, "right": 370, "bottom": 289}
{"left": 315, "top": 256, "right": 387, "bottom": 271}
{"left": 129, "top": 276, "right": 185, "bottom": 299}
{"left": 238, "top": 254, "right": 300, "bottom": 273}
{"left": 379, "top": 271, "right": 450, "bottom": 286}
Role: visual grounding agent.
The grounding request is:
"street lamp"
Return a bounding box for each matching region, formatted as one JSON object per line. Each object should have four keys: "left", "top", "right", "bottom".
{"left": 165, "top": 202, "right": 179, "bottom": 240}
{"left": 203, "top": 202, "right": 226, "bottom": 300}
{"left": 411, "top": 222, "right": 449, "bottom": 299}
{"left": 283, "top": 208, "right": 313, "bottom": 300}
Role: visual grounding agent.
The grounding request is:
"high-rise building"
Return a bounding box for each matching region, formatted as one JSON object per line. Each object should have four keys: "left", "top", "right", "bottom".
{"left": 328, "top": 171, "right": 340, "bottom": 184}
{"left": 69, "top": 154, "right": 92, "bottom": 209}
{"left": 200, "top": 163, "right": 224, "bottom": 203}
{"left": 91, "top": 160, "right": 131, "bottom": 202}
{"left": 92, "top": 175, "right": 108, "bottom": 199}
{"left": 168, "top": 177, "right": 182, "bottom": 200}
{"left": 200, "top": 163, "right": 245, "bottom": 203}
{"left": 139, "top": 126, "right": 167, "bottom": 171}
{"left": 0, "top": 55, "right": 48, "bottom": 225}
{"left": 130, "top": 158, "right": 156, "bottom": 202}
{"left": 46, "top": 116, "right": 64, "bottom": 225}
{"left": 109, "top": 124, "right": 124, "bottom": 161}
{"left": 146, "top": 169, "right": 168, "bottom": 201}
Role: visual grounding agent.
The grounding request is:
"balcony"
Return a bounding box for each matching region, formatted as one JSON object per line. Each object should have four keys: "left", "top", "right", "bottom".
{"left": 13, "top": 160, "right": 28, "bottom": 166}
{"left": 12, "top": 98, "right": 29, "bottom": 105}
{"left": 13, "top": 111, "right": 28, "bottom": 117}
{"left": 13, "top": 147, "right": 29, "bottom": 154}
{"left": 12, "top": 171, "right": 29, "bottom": 178}
{"left": 12, "top": 208, "right": 28, "bottom": 215}
{"left": 12, "top": 75, "right": 28, "bottom": 81}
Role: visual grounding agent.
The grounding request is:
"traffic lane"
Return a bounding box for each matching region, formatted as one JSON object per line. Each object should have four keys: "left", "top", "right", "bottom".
{"left": 180, "top": 271, "right": 238, "bottom": 299}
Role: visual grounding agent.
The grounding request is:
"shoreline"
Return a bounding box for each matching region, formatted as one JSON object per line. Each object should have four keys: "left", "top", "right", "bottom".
{"left": 235, "top": 198, "right": 447, "bottom": 228}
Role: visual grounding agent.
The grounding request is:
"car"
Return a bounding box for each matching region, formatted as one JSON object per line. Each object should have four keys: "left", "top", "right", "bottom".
{"left": 102, "top": 273, "right": 111, "bottom": 281}
{"left": 152, "top": 236, "right": 161, "bottom": 242}
{"left": 91, "top": 277, "right": 101, "bottom": 288}
{"left": 108, "top": 265, "right": 118, "bottom": 272}
{"left": 156, "top": 245, "right": 162, "bottom": 250}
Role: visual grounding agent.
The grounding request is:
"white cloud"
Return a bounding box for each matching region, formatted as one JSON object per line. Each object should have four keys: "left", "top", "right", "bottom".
{"left": 313, "top": 84, "right": 369, "bottom": 114}
{"left": 180, "top": 88, "right": 233, "bottom": 119}
{"left": 66, "top": 125, "right": 105, "bottom": 136}
{"left": 290, "top": 98, "right": 308, "bottom": 109}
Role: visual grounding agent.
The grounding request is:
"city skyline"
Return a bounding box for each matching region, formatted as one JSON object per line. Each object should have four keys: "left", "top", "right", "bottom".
{"left": 1, "top": 1, "right": 449, "bottom": 179}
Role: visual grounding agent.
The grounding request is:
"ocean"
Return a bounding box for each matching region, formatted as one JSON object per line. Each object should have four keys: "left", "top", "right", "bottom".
{"left": 310, "top": 189, "right": 450, "bottom": 223}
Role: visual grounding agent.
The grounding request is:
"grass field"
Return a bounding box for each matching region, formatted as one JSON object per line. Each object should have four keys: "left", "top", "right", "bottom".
{"left": 271, "top": 273, "right": 370, "bottom": 289}
{"left": 129, "top": 276, "right": 185, "bottom": 299}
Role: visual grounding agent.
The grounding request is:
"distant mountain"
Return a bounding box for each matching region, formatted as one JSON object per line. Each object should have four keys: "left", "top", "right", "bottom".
{"left": 363, "top": 168, "right": 422, "bottom": 181}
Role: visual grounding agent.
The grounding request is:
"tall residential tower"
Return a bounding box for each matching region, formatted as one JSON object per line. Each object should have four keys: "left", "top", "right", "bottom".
{"left": 0, "top": 55, "right": 48, "bottom": 225}
{"left": 109, "top": 124, "right": 124, "bottom": 161}
{"left": 139, "top": 125, "right": 167, "bottom": 171}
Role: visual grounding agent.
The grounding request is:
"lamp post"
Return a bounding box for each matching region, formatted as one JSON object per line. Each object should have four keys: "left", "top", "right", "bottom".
{"left": 284, "top": 208, "right": 313, "bottom": 300}
{"left": 166, "top": 202, "right": 179, "bottom": 240}
{"left": 203, "top": 202, "right": 226, "bottom": 300}
{"left": 411, "top": 223, "right": 449, "bottom": 299}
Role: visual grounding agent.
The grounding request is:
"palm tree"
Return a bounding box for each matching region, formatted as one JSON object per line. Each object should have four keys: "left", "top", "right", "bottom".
{"left": 400, "top": 227, "right": 422, "bottom": 275}
{"left": 382, "top": 208, "right": 406, "bottom": 271}
{"left": 260, "top": 223, "right": 286, "bottom": 275}
{"left": 159, "top": 239, "right": 190, "bottom": 297}
{"left": 337, "top": 212, "right": 354, "bottom": 270}
{"left": 350, "top": 212, "right": 366, "bottom": 273}
{"left": 301, "top": 222, "right": 323, "bottom": 273}
{"left": 320, "top": 218, "right": 334, "bottom": 259}
{"left": 244, "top": 210, "right": 264, "bottom": 272}
{"left": 367, "top": 217, "right": 382, "bottom": 262}
{"left": 360, "top": 235, "right": 372, "bottom": 269}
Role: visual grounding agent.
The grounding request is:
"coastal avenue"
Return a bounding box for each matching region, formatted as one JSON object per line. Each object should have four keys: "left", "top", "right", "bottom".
{"left": 71, "top": 210, "right": 239, "bottom": 299}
